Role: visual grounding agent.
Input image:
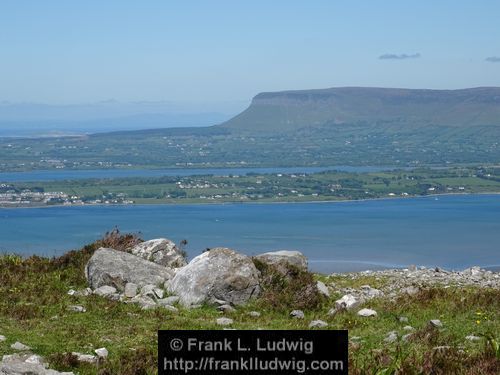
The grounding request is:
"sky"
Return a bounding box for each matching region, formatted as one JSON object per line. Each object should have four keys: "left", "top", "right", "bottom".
{"left": 1, "top": 0, "right": 499, "bottom": 108}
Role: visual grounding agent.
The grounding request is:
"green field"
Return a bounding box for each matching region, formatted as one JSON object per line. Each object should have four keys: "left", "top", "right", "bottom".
{"left": 3, "top": 166, "right": 500, "bottom": 207}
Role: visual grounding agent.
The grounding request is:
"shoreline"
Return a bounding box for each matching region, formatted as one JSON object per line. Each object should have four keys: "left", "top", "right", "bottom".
{"left": 2, "top": 191, "right": 500, "bottom": 210}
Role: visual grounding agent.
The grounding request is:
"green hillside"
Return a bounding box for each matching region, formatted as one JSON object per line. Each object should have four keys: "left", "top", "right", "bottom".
{"left": 220, "top": 87, "right": 500, "bottom": 132}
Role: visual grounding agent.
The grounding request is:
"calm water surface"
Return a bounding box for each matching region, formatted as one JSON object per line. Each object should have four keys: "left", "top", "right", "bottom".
{"left": 1, "top": 195, "right": 499, "bottom": 273}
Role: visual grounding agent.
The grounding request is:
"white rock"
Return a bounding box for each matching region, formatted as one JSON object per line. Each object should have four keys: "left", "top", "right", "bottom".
{"left": 218, "top": 304, "right": 236, "bottom": 313}
{"left": 11, "top": 342, "right": 31, "bottom": 351}
{"left": 86, "top": 248, "right": 174, "bottom": 291}
{"left": 129, "top": 238, "right": 187, "bottom": 268}
{"left": 67, "top": 289, "right": 76, "bottom": 296}
{"left": 316, "top": 281, "right": 330, "bottom": 297}
{"left": 402, "top": 333, "right": 413, "bottom": 342}
{"left": 248, "top": 311, "right": 261, "bottom": 317}
{"left": 93, "top": 285, "right": 117, "bottom": 296}
{"left": 216, "top": 318, "right": 234, "bottom": 326}
{"left": 309, "top": 320, "right": 328, "bottom": 328}
{"left": 67, "top": 305, "right": 86, "bottom": 313}
{"left": 357, "top": 308, "right": 377, "bottom": 317}
{"left": 254, "top": 250, "right": 308, "bottom": 271}
{"left": 398, "top": 316, "right": 409, "bottom": 323}
{"left": 403, "top": 325, "right": 414, "bottom": 331}
{"left": 94, "top": 348, "right": 108, "bottom": 358}
{"left": 0, "top": 335, "right": 6, "bottom": 342}
{"left": 335, "top": 294, "right": 360, "bottom": 310}
{"left": 124, "top": 283, "right": 138, "bottom": 298}
{"left": 465, "top": 335, "right": 481, "bottom": 342}
{"left": 384, "top": 331, "right": 398, "bottom": 343}
{"left": 129, "top": 295, "right": 157, "bottom": 309}
{"left": 290, "top": 310, "right": 305, "bottom": 319}
{"left": 153, "top": 288, "right": 164, "bottom": 299}
{"left": 140, "top": 284, "right": 156, "bottom": 298}
{"left": 429, "top": 319, "right": 443, "bottom": 328}
{"left": 72, "top": 352, "right": 98, "bottom": 364}
{"left": 168, "top": 248, "right": 260, "bottom": 307}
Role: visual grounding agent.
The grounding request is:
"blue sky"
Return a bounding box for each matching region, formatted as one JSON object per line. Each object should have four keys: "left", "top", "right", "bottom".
{"left": 1, "top": 0, "right": 499, "bottom": 106}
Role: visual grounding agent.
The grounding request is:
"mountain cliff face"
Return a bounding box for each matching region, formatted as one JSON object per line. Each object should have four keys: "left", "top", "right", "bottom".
{"left": 220, "top": 87, "right": 500, "bottom": 132}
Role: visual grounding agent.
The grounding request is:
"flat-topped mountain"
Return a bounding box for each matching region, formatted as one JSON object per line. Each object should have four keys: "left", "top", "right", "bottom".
{"left": 220, "top": 87, "right": 500, "bottom": 132}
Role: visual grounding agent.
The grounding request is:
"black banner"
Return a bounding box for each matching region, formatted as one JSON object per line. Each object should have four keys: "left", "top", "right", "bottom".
{"left": 158, "top": 330, "right": 348, "bottom": 374}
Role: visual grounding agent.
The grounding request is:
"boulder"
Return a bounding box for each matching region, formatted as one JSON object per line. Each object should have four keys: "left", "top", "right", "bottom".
{"left": 357, "top": 308, "right": 377, "bottom": 317}
{"left": 124, "top": 283, "right": 138, "bottom": 298}
{"left": 290, "top": 310, "right": 305, "bottom": 319}
{"left": 316, "top": 281, "right": 330, "bottom": 297}
{"left": 129, "top": 238, "right": 187, "bottom": 268}
{"left": 85, "top": 248, "right": 174, "bottom": 291}
{"left": 168, "top": 248, "right": 260, "bottom": 307}
{"left": 216, "top": 318, "right": 234, "bottom": 326}
{"left": 429, "top": 319, "right": 443, "bottom": 328}
{"left": 309, "top": 320, "right": 328, "bottom": 328}
{"left": 11, "top": 342, "right": 31, "bottom": 351}
{"left": 0, "top": 354, "right": 74, "bottom": 375}
{"left": 254, "top": 250, "right": 308, "bottom": 272}
{"left": 335, "top": 294, "right": 360, "bottom": 310}
{"left": 93, "top": 285, "right": 117, "bottom": 297}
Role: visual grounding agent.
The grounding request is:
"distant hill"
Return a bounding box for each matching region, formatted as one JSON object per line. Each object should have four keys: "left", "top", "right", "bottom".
{"left": 220, "top": 87, "right": 500, "bottom": 132}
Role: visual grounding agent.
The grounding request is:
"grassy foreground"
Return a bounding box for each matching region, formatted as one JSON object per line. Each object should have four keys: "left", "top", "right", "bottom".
{"left": 0, "top": 233, "right": 499, "bottom": 374}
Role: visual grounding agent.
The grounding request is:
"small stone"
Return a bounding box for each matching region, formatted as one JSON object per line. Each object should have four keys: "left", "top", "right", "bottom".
{"left": 140, "top": 284, "right": 157, "bottom": 298}
{"left": 67, "top": 289, "right": 76, "bottom": 296}
{"left": 216, "top": 318, "right": 234, "bottom": 326}
{"left": 10, "top": 341, "right": 31, "bottom": 351}
{"left": 95, "top": 347, "right": 108, "bottom": 358}
{"left": 429, "top": 319, "right": 443, "bottom": 328}
{"left": 398, "top": 316, "right": 409, "bottom": 323}
{"left": 384, "top": 331, "right": 398, "bottom": 343}
{"left": 67, "top": 305, "right": 86, "bottom": 313}
{"left": 130, "top": 295, "right": 157, "bottom": 309}
{"left": 350, "top": 336, "right": 362, "bottom": 342}
{"left": 11, "top": 342, "right": 31, "bottom": 351}
{"left": 94, "top": 285, "right": 117, "bottom": 296}
{"left": 335, "top": 294, "right": 360, "bottom": 310}
{"left": 248, "top": 311, "right": 261, "bottom": 317}
{"left": 72, "top": 352, "right": 98, "bottom": 364}
{"left": 160, "top": 296, "right": 180, "bottom": 305}
{"left": 401, "top": 286, "right": 419, "bottom": 295}
{"left": 153, "top": 288, "right": 164, "bottom": 299}
{"left": 290, "top": 310, "right": 305, "bottom": 319}
{"left": 0, "top": 335, "right": 6, "bottom": 342}
{"left": 218, "top": 304, "right": 236, "bottom": 313}
{"left": 316, "top": 281, "right": 330, "bottom": 297}
{"left": 402, "top": 333, "right": 413, "bottom": 342}
{"left": 403, "top": 325, "right": 414, "bottom": 331}
{"left": 357, "top": 308, "right": 377, "bottom": 317}
{"left": 465, "top": 335, "right": 481, "bottom": 342}
{"left": 124, "top": 283, "right": 138, "bottom": 298}
{"left": 108, "top": 293, "right": 121, "bottom": 301}
{"left": 309, "top": 320, "right": 328, "bottom": 328}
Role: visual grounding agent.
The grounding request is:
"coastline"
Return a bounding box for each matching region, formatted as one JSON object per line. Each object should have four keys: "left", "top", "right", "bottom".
{"left": 2, "top": 191, "right": 500, "bottom": 210}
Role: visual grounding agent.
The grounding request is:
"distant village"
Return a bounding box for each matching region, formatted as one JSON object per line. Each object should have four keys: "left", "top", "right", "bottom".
{"left": 0, "top": 184, "right": 134, "bottom": 207}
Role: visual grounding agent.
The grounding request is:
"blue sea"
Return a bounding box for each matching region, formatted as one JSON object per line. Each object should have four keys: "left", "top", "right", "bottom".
{"left": 1, "top": 194, "right": 499, "bottom": 273}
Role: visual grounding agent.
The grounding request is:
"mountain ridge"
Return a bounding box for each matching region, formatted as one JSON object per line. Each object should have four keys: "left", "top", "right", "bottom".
{"left": 220, "top": 86, "right": 500, "bottom": 132}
